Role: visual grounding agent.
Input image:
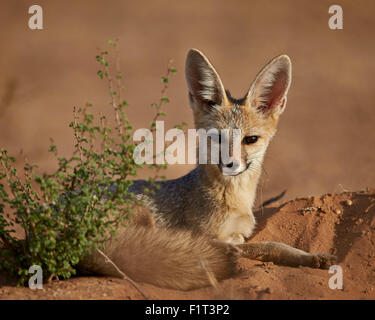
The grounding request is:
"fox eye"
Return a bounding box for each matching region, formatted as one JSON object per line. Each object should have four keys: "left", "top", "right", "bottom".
{"left": 243, "top": 136, "right": 258, "bottom": 144}
{"left": 204, "top": 100, "right": 216, "bottom": 107}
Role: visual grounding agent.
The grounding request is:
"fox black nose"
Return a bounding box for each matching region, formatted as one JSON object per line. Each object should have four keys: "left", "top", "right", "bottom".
{"left": 225, "top": 162, "right": 234, "bottom": 168}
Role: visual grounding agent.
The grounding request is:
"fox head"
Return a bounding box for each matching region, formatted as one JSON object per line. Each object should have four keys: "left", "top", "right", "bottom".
{"left": 185, "top": 49, "right": 292, "bottom": 178}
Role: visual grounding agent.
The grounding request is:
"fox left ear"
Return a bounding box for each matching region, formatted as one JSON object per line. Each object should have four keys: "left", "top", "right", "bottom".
{"left": 185, "top": 49, "right": 227, "bottom": 110}
{"left": 246, "top": 55, "right": 292, "bottom": 117}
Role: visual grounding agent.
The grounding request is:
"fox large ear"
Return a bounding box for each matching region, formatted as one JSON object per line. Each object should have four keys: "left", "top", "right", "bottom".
{"left": 246, "top": 55, "right": 292, "bottom": 117}
{"left": 185, "top": 49, "right": 227, "bottom": 109}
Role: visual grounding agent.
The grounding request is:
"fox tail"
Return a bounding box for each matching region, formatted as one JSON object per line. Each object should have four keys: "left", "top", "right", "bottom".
{"left": 77, "top": 226, "right": 240, "bottom": 290}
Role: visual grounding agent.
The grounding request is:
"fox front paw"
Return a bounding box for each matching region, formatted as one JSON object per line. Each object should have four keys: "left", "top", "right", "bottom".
{"left": 225, "top": 233, "right": 245, "bottom": 245}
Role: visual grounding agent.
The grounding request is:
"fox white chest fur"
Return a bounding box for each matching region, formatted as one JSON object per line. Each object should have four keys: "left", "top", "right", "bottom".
{"left": 213, "top": 169, "right": 260, "bottom": 243}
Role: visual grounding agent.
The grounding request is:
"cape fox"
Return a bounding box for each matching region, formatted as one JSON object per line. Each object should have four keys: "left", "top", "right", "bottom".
{"left": 78, "top": 49, "right": 336, "bottom": 290}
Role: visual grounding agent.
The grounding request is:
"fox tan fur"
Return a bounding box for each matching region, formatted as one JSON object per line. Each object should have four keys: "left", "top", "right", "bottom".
{"left": 78, "top": 49, "right": 336, "bottom": 290}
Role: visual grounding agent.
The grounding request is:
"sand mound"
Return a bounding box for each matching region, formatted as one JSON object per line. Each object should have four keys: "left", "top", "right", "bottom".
{"left": 1, "top": 188, "right": 374, "bottom": 300}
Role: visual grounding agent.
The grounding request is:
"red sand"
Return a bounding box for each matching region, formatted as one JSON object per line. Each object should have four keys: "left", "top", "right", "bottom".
{"left": 1, "top": 189, "right": 374, "bottom": 300}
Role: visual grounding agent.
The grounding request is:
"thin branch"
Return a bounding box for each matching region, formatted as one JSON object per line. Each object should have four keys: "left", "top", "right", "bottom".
{"left": 96, "top": 248, "right": 148, "bottom": 300}
{"left": 199, "top": 257, "right": 222, "bottom": 293}
{"left": 73, "top": 107, "right": 84, "bottom": 162}
{"left": 101, "top": 50, "right": 122, "bottom": 135}
{"left": 150, "top": 59, "right": 174, "bottom": 133}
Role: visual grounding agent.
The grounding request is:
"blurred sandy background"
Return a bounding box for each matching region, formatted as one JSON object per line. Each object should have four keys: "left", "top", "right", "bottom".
{"left": 0, "top": 0, "right": 374, "bottom": 203}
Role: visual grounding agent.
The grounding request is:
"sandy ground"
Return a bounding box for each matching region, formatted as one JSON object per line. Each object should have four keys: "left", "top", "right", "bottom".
{"left": 0, "top": 1, "right": 375, "bottom": 299}
{"left": 1, "top": 188, "right": 374, "bottom": 300}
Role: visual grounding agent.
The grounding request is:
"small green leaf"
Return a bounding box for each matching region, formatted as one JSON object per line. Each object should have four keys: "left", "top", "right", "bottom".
{"left": 107, "top": 40, "right": 116, "bottom": 47}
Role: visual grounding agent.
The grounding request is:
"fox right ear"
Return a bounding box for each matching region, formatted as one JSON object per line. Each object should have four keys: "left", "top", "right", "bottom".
{"left": 185, "top": 49, "right": 227, "bottom": 109}
{"left": 246, "top": 55, "right": 292, "bottom": 117}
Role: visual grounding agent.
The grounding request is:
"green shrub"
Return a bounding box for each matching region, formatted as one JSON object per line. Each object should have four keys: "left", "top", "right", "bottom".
{"left": 0, "top": 40, "right": 177, "bottom": 285}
